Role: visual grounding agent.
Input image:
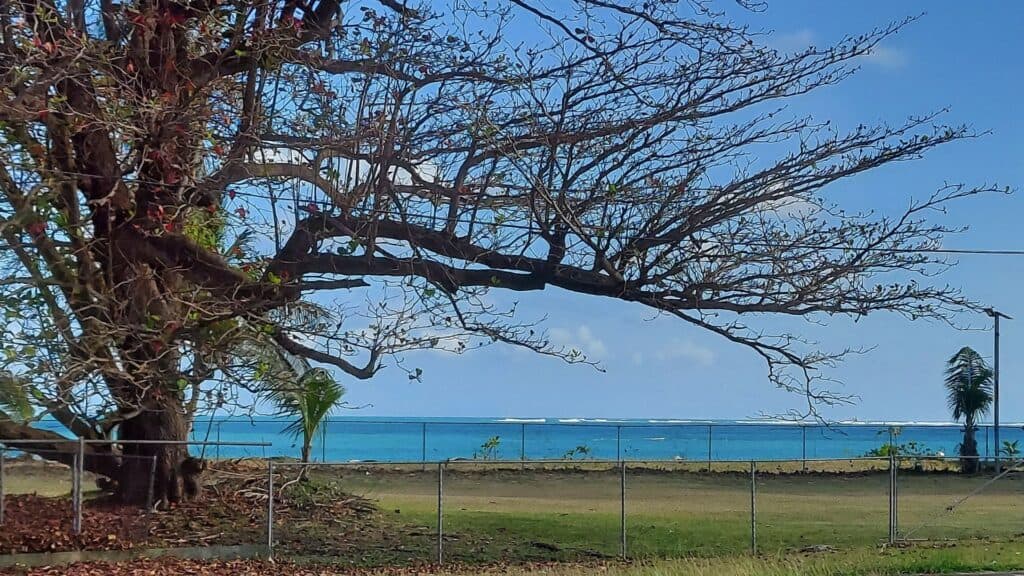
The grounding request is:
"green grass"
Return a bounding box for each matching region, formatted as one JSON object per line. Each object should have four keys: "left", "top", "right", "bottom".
{"left": 287, "top": 465, "right": 1024, "bottom": 569}
{"left": 417, "top": 543, "right": 1024, "bottom": 575}
{"left": 2, "top": 460, "right": 79, "bottom": 496}
{"left": 7, "top": 460, "right": 1024, "bottom": 574}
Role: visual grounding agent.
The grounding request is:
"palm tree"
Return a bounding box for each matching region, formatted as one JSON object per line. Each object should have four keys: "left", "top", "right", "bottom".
{"left": 945, "top": 347, "right": 993, "bottom": 474}
{"left": 0, "top": 371, "right": 33, "bottom": 422}
{"left": 265, "top": 367, "right": 345, "bottom": 468}
{"left": 229, "top": 307, "right": 346, "bottom": 468}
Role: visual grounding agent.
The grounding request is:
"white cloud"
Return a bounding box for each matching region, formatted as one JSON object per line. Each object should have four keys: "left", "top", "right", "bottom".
{"left": 549, "top": 325, "right": 609, "bottom": 360}
{"left": 862, "top": 45, "right": 909, "bottom": 70}
{"left": 758, "top": 181, "right": 821, "bottom": 218}
{"left": 253, "top": 148, "right": 441, "bottom": 187}
{"left": 254, "top": 147, "right": 308, "bottom": 164}
{"left": 654, "top": 338, "right": 715, "bottom": 367}
{"left": 771, "top": 31, "right": 908, "bottom": 71}
{"left": 761, "top": 196, "right": 820, "bottom": 218}
{"left": 769, "top": 29, "right": 815, "bottom": 53}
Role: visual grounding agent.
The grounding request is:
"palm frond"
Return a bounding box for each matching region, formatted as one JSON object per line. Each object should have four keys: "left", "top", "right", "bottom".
{"left": 0, "top": 371, "right": 34, "bottom": 421}
{"left": 943, "top": 346, "right": 993, "bottom": 425}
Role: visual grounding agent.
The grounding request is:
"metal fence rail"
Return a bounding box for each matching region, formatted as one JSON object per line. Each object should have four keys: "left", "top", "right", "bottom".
{"left": 0, "top": 439, "right": 271, "bottom": 534}
{"left": 0, "top": 444, "right": 1016, "bottom": 567}
{"left": 194, "top": 418, "right": 1024, "bottom": 464}
{"left": 264, "top": 455, "right": 1011, "bottom": 564}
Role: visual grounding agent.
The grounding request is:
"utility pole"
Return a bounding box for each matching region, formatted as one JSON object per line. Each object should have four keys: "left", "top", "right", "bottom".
{"left": 986, "top": 308, "right": 1011, "bottom": 474}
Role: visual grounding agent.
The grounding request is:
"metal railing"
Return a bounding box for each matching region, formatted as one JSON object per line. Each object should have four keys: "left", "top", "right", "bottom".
{"left": 0, "top": 439, "right": 270, "bottom": 533}
{"left": 265, "top": 454, "right": 1017, "bottom": 564}
{"left": 196, "top": 418, "right": 1024, "bottom": 464}
{"left": 1, "top": 442, "right": 1018, "bottom": 567}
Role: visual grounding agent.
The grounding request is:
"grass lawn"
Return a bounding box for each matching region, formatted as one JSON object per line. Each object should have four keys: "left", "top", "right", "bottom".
{"left": 5, "top": 459, "right": 1024, "bottom": 575}
{"left": 285, "top": 463, "right": 1024, "bottom": 567}
{"left": 418, "top": 543, "right": 1024, "bottom": 575}
{"left": 1, "top": 459, "right": 94, "bottom": 497}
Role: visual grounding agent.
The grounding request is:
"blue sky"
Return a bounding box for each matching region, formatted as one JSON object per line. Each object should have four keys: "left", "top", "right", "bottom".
{"left": 341, "top": 1, "right": 1024, "bottom": 422}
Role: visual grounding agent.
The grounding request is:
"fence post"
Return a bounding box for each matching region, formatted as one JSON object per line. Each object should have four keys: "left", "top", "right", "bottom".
{"left": 888, "top": 452, "right": 895, "bottom": 544}
{"left": 801, "top": 426, "right": 807, "bottom": 472}
{"left": 422, "top": 422, "right": 427, "bottom": 471}
{"left": 267, "top": 460, "right": 274, "bottom": 558}
{"left": 985, "top": 425, "right": 990, "bottom": 463}
{"left": 750, "top": 461, "right": 757, "bottom": 555}
{"left": 321, "top": 420, "right": 328, "bottom": 462}
{"left": 620, "top": 460, "right": 627, "bottom": 558}
{"left": 71, "top": 453, "right": 80, "bottom": 535}
{"left": 707, "top": 425, "right": 713, "bottom": 472}
{"left": 216, "top": 422, "right": 221, "bottom": 460}
{"left": 74, "top": 438, "right": 84, "bottom": 535}
{"left": 893, "top": 454, "right": 898, "bottom": 540}
{"left": 437, "top": 462, "right": 444, "bottom": 565}
{"left": 520, "top": 423, "right": 526, "bottom": 468}
{"left": 0, "top": 448, "right": 5, "bottom": 525}
{"left": 616, "top": 426, "right": 622, "bottom": 462}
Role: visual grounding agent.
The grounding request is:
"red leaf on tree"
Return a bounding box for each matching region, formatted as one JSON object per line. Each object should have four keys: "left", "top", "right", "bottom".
{"left": 227, "top": 189, "right": 236, "bottom": 200}
{"left": 27, "top": 221, "right": 46, "bottom": 236}
{"left": 212, "top": 144, "right": 225, "bottom": 156}
{"left": 163, "top": 9, "right": 187, "bottom": 26}
{"left": 163, "top": 222, "right": 175, "bottom": 233}
{"left": 235, "top": 207, "right": 247, "bottom": 219}
{"left": 304, "top": 203, "right": 319, "bottom": 213}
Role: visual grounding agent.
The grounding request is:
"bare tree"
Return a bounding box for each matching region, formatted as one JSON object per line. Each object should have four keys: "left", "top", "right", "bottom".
{"left": 0, "top": 0, "right": 997, "bottom": 503}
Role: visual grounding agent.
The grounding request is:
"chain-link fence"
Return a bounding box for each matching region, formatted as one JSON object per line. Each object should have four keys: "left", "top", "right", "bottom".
{"left": 200, "top": 419, "right": 1024, "bottom": 465}
{"left": 260, "top": 456, "right": 1023, "bottom": 566}
{"left": 0, "top": 439, "right": 270, "bottom": 559}
{"left": 3, "top": 446, "right": 1021, "bottom": 567}
{"left": 896, "top": 456, "right": 1024, "bottom": 543}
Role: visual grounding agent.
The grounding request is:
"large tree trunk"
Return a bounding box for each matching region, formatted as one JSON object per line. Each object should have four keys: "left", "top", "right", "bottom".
{"left": 117, "top": 397, "right": 190, "bottom": 505}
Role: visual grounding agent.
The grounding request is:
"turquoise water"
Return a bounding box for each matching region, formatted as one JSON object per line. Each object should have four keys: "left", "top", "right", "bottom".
{"left": 174, "top": 417, "right": 1023, "bottom": 462}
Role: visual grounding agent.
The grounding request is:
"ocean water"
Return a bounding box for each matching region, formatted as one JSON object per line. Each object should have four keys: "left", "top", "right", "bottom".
{"left": 178, "top": 417, "right": 1024, "bottom": 463}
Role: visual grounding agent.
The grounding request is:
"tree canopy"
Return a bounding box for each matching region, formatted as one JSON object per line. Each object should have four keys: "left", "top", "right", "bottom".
{"left": 0, "top": 0, "right": 996, "bottom": 502}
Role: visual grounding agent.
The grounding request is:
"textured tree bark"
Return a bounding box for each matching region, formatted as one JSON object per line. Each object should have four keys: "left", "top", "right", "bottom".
{"left": 116, "top": 398, "right": 190, "bottom": 505}
{"left": 961, "top": 424, "right": 980, "bottom": 474}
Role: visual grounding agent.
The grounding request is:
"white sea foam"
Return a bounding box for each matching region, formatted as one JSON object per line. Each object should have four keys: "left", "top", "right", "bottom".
{"left": 496, "top": 418, "right": 547, "bottom": 423}
{"left": 645, "top": 437, "right": 667, "bottom": 441}
{"left": 558, "top": 418, "right": 583, "bottom": 423}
